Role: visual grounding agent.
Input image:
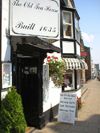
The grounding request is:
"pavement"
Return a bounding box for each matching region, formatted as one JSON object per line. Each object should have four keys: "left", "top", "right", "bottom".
{"left": 27, "top": 78, "right": 100, "bottom": 133}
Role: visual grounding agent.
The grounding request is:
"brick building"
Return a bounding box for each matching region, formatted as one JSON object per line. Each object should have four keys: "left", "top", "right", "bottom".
{"left": 84, "top": 46, "right": 91, "bottom": 81}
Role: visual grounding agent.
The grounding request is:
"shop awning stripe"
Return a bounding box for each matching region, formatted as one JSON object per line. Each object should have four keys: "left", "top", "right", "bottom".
{"left": 65, "top": 58, "right": 88, "bottom": 70}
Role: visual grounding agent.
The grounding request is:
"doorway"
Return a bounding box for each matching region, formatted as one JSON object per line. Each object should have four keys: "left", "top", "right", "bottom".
{"left": 17, "top": 57, "right": 39, "bottom": 126}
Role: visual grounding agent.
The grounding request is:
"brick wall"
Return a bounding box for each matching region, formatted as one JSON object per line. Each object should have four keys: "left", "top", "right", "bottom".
{"left": 84, "top": 46, "right": 91, "bottom": 81}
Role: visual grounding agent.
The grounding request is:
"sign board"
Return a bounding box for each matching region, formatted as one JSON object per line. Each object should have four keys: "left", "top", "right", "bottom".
{"left": 43, "top": 65, "right": 49, "bottom": 81}
{"left": 81, "top": 52, "right": 87, "bottom": 58}
{"left": 58, "top": 93, "right": 77, "bottom": 125}
{"left": 10, "top": 0, "right": 59, "bottom": 38}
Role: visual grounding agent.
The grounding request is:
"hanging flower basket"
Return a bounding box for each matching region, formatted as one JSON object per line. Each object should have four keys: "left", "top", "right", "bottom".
{"left": 46, "top": 56, "right": 66, "bottom": 87}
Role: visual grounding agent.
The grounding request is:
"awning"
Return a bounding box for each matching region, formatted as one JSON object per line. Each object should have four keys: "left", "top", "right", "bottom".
{"left": 65, "top": 58, "right": 88, "bottom": 70}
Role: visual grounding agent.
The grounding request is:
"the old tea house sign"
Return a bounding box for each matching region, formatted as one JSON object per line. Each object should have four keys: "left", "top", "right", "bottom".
{"left": 10, "top": 0, "right": 60, "bottom": 38}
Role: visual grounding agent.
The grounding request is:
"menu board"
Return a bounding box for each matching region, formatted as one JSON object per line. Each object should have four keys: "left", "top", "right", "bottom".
{"left": 58, "top": 93, "right": 77, "bottom": 125}
{"left": 43, "top": 65, "right": 49, "bottom": 81}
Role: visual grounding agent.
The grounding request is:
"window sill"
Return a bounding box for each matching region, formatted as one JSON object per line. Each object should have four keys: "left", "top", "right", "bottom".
{"left": 62, "top": 87, "right": 81, "bottom": 92}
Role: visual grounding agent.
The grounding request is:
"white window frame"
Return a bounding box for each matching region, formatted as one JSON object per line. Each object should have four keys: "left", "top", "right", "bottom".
{"left": 63, "top": 11, "right": 73, "bottom": 38}
{"left": 75, "top": 17, "right": 80, "bottom": 42}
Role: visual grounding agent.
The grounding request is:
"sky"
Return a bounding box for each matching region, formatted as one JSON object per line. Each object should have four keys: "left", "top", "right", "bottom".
{"left": 74, "top": 0, "right": 100, "bottom": 69}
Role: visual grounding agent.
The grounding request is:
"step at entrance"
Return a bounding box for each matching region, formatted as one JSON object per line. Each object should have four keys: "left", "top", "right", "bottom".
{"left": 26, "top": 127, "right": 35, "bottom": 133}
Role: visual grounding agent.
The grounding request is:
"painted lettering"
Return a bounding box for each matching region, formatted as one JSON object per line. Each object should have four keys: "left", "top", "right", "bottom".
{"left": 45, "top": 6, "right": 58, "bottom": 12}
{"left": 12, "top": 0, "right": 22, "bottom": 6}
{"left": 24, "top": 2, "right": 33, "bottom": 8}
{"left": 60, "top": 104, "right": 64, "bottom": 107}
{"left": 69, "top": 101, "right": 75, "bottom": 104}
{"left": 35, "top": 4, "right": 43, "bottom": 10}
{"left": 15, "top": 22, "right": 36, "bottom": 30}
{"left": 40, "top": 26, "right": 56, "bottom": 33}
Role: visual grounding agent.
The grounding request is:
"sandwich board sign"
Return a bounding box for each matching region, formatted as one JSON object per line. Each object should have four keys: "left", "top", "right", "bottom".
{"left": 58, "top": 93, "right": 77, "bottom": 125}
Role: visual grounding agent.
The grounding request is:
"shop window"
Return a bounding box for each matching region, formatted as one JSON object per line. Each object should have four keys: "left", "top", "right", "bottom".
{"left": 63, "top": 11, "right": 73, "bottom": 38}
{"left": 77, "top": 70, "right": 81, "bottom": 89}
{"left": 64, "top": 72, "right": 74, "bottom": 90}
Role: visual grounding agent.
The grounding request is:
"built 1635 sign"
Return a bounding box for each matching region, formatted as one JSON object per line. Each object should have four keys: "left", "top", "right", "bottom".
{"left": 10, "top": 0, "right": 60, "bottom": 38}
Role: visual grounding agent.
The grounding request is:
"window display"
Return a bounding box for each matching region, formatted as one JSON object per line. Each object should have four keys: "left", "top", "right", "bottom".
{"left": 64, "top": 73, "right": 73, "bottom": 90}
{"left": 2, "top": 63, "right": 12, "bottom": 88}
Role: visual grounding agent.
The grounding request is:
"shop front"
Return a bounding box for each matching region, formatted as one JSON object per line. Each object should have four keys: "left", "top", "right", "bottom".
{"left": 62, "top": 58, "right": 88, "bottom": 99}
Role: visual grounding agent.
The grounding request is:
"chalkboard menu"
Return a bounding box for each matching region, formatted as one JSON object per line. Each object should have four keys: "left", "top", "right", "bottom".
{"left": 58, "top": 93, "right": 77, "bottom": 125}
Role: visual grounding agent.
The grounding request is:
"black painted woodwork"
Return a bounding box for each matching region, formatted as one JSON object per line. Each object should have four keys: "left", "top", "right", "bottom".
{"left": 0, "top": 0, "right": 2, "bottom": 108}
{"left": 16, "top": 57, "right": 45, "bottom": 128}
{"left": 74, "top": 69, "right": 77, "bottom": 90}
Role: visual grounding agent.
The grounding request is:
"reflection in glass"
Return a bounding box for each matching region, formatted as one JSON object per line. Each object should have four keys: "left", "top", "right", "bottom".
{"left": 63, "top": 25, "right": 71, "bottom": 37}
{"left": 63, "top": 12, "right": 71, "bottom": 24}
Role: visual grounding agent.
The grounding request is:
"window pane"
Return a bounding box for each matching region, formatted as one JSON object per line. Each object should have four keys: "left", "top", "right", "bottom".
{"left": 76, "top": 29, "right": 78, "bottom": 40}
{"left": 63, "top": 25, "right": 72, "bottom": 37}
{"left": 77, "top": 70, "right": 81, "bottom": 89}
{"left": 63, "top": 12, "right": 71, "bottom": 24}
{"left": 64, "top": 73, "right": 73, "bottom": 90}
{"left": 66, "top": 74, "right": 72, "bottom": 84}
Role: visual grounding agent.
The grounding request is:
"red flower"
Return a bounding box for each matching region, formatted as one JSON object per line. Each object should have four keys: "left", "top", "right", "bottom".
{"left": 64, "top": 75, "right": 66, "bottom": 78}
{"left": 77, "top": 97, "right": 78, "bottom": 99}
{"left": 47, "top": 60, "right": 50, "bottom": 62}
{"left": 53, "top": 80, "right": 56, "bottom": 83}
{"left": 47, "top": 56, "right": 51, "bottom": 59}
{"left": 50, "top": 64, "right": 53, "bottom": 66}
{"left": 54, "top": 57, "right": 58, "bottom": 59}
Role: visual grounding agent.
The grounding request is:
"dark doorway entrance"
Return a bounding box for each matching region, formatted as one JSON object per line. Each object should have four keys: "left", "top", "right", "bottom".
{"left": 17, "top": 57, "right": 39, "bottom": 126}
{"left": 11, "top": 38, "right": 61, "bottom": 128}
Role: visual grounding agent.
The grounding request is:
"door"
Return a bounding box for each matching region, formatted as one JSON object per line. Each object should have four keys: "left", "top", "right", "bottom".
{"left": 19, "top": 58, "right": 39, "bottom": 126}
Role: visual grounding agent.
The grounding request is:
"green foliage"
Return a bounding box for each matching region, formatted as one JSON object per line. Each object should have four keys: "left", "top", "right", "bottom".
{"left": 77, "top": 97, "right": 82, "bottom": 110}
{"left": 0, "top": 86, "right": 27, "bottom": 133}
{"left": 46, "top": 56, "right": 66, "bottom": 87}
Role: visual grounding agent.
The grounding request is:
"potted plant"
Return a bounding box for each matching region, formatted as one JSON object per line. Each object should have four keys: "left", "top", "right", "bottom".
{"left": 77, "top": 97, "right": 82, "bottom": 110}
{"left": 0, "top": 86, "right": 27, "bottom": 133}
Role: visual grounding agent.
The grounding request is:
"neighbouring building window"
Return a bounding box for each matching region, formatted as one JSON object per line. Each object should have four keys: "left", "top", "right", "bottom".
{"left": 63, "top": 11, "right": 73, "bottom": 38}
{"left": 75, "top": 17, "right": 80, "bottom": 42}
